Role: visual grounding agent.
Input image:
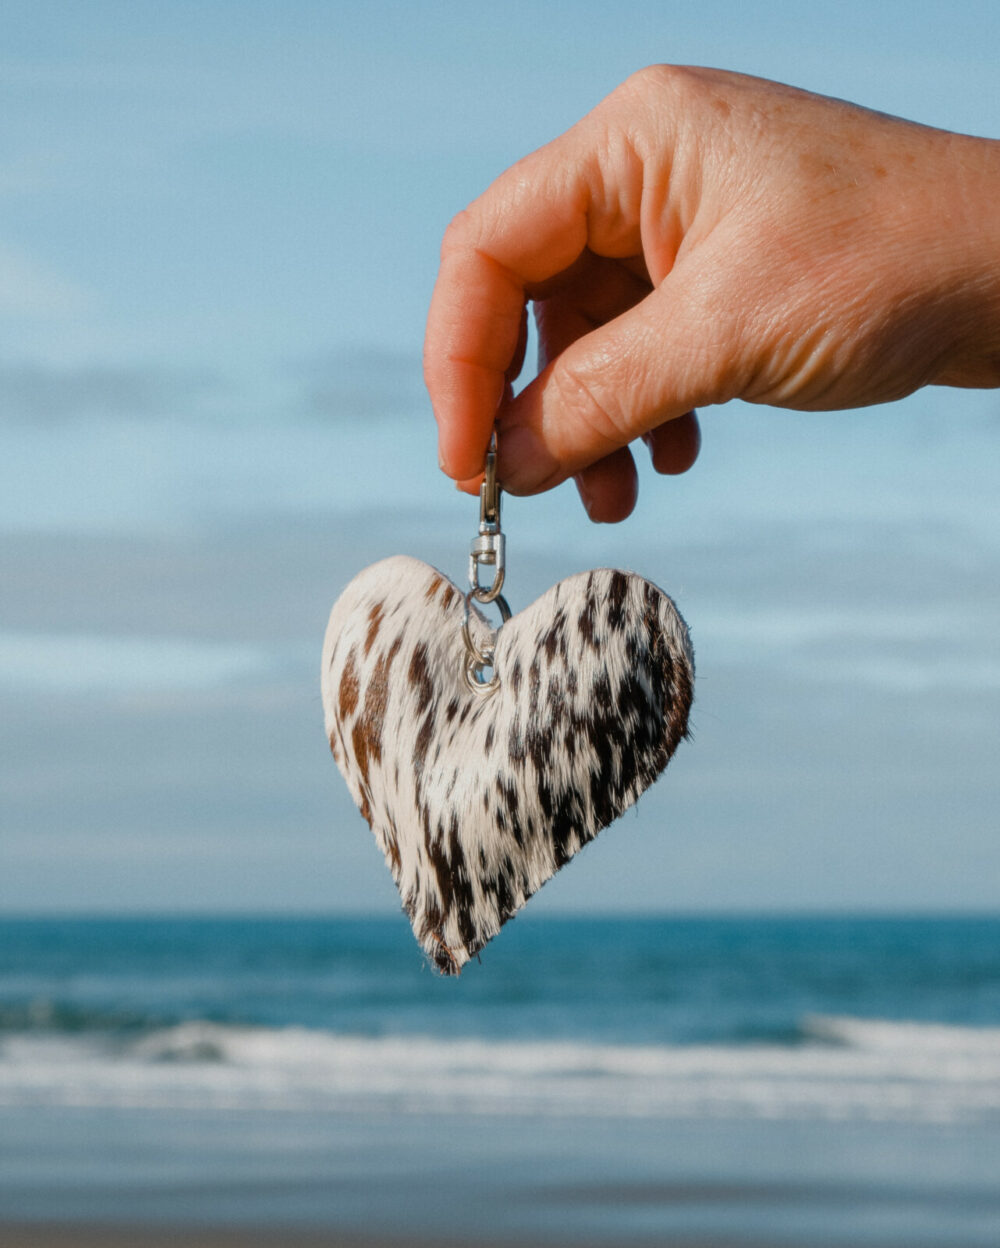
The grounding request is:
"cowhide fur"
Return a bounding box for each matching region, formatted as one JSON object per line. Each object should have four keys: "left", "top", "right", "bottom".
{"left": 322, "top": 556, "right": 694, "bottom": 974}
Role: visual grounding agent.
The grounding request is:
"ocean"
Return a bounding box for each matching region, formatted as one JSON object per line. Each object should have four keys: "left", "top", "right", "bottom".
{"left": 2, "top": 914, "right": 999, "bottom": 1245}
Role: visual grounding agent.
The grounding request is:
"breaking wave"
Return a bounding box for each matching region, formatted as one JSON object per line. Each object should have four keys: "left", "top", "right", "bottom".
{"left": 3, "top": 1013, "right": 1000, "bottom": 1124}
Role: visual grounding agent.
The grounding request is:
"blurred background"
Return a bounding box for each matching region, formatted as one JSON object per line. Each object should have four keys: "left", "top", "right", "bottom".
{"left": 1, "top": 3, "right": 999, "bottom": 1246}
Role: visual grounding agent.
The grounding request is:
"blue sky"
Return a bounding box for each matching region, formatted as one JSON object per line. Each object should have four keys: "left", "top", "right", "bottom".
{"left": 2, "top": 1, "right": 999, "bottom": 915}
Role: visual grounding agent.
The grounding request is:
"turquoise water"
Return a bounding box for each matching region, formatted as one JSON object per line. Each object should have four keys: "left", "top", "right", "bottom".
{"left": 4, "top": 915, "right": 1000, "bottom": 1046}
{"left": 2, "top": 915, "right": 1000, "bottom": 1243}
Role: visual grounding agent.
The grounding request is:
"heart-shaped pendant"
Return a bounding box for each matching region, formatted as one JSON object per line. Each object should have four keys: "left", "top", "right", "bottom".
{"left": 322, "top": 556, "right": 694, "bottom": 973}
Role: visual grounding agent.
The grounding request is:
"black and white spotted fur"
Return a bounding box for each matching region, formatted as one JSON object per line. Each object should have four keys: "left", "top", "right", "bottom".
{"left": 322, "top": 556, "right": 694, "bottom": 974}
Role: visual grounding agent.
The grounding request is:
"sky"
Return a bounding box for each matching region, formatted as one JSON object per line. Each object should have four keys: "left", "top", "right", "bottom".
{"left": 2, "top": 0, "right": 999, "bottom": 917}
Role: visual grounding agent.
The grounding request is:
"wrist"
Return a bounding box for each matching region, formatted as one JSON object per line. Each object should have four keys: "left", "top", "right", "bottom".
{"left": 931, "top": 132, "right": 1000, "bottom": 389}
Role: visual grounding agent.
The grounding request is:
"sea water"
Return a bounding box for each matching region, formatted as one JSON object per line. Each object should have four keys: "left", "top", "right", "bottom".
{"left": 1, "top": 915, "right": 999, "bottom": 1244}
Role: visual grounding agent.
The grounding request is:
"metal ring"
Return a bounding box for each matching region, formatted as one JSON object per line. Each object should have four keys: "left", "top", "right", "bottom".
{"left": 470, "top": 562, "right": 505, "bottom": 603}
{"left": 462, "top": 429, "right": 507, "bottom": 696}
{"left": 462, "top": 598, "right": 492, "bottom": 666}
{"left": 462, "top": 590, "right": 510, "bottom": 666}
{"left": 464, "top": 651, "right": 500, "bottom": 697}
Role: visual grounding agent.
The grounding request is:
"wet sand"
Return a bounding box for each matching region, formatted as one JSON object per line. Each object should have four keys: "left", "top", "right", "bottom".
{"left": 0, "top": 1230, "right": 488, "bottom": 1248}
{"left": 0, "top": 1226, "right": 782, "bottom": 1248}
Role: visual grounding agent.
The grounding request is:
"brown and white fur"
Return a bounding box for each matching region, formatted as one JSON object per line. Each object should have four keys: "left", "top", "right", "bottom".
{"left": 322, "top": 556, "right": 694, "bottom": 974}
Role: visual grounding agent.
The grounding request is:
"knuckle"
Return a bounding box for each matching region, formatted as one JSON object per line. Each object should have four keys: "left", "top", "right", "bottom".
{"left": 621, "top": 64, "right": 672, "bottom": 95}
{"left": 552, "top": 357, "right": 629, "bottom": 451}
{"left": 618, "top": 63, "right": 695, "bottom": 105}
{"left": 440, "top": 207, "right": 477, "bottom": 260}
{"left": 601, "top": 64, "right": 704, "bottom": 159}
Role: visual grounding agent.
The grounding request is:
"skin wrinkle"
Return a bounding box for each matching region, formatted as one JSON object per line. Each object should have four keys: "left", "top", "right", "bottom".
{"left": 426, "top": 66, "right": 1000, "bottom": 523}
{"left": 474, "top": 168, "right": 588, "bottom": 285}
{"left": 582, "top": 130, "right": 644, "bottom": 259}
{"left": 548, "top": 352, "right": 629, "bottom": 454}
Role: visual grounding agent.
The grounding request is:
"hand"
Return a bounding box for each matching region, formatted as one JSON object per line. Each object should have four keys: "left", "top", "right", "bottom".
{"left": 424, "top": 67, "right": 1000, "bottom": 521}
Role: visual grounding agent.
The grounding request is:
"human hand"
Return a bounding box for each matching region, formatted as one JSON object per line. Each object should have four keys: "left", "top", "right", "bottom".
{"left": 424, "top": 67, "right": 1000, "bottom": 521}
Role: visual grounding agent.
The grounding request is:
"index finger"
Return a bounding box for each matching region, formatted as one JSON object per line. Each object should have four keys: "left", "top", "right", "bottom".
{"left": 424, "top": 134, "right": 593, "bottom": 483}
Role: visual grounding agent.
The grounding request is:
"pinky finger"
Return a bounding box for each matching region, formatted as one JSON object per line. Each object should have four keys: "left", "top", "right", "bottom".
{"left": 642, "top": 411, "right": 701, "bottom": 475}
{"left": 573, "top": 446, "right": 639, "bottom": 524}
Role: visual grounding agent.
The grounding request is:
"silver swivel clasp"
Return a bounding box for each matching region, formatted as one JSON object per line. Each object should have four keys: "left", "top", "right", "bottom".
{"left": 468, "top": 432, "right": 506, "bottom": 601}
{"left": 462, "top": 432, "right": 511, "bottom": 696}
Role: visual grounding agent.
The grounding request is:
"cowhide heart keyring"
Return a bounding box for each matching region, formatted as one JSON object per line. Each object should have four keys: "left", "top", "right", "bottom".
{"left": 321, "top": 433, "right": 694, "bottom": 973}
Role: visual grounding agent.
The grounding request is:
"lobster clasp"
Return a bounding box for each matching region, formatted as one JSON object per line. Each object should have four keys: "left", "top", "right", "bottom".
{"left": 468, "top": 432, "right": 505, "bottom": 602}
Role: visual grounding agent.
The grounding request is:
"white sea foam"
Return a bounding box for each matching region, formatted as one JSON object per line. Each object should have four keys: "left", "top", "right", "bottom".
{"left": 803, "top": 1013, "right": 1000, "bottom": 1053}
{"left": 2, "top": 1015, "right": 1000, "bottom": 1124}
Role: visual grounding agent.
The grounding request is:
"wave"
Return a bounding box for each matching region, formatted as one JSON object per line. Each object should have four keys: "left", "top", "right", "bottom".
{"left": 802, "top": 1013, "right": 1000, "bottom": 1053}
{"left": 3, "top": 1014, "right": 1000, "bottom": 1125}
{"left": 0, "top": 998, "right": 162, "bottom": 1035}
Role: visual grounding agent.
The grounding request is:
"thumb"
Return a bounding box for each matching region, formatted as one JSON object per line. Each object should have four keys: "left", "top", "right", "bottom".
{"left": 497, "top": 269, "right": 740, "bottom": 494}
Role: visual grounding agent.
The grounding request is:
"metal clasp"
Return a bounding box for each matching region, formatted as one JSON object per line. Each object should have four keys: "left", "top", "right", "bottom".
{"left": 468, "top": 432, "right": 506, "bottom": 603}
{"left": 461, "top": 431, "right": 510, "bottom": 696}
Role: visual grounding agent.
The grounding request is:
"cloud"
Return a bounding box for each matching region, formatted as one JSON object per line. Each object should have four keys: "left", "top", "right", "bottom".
{"left": 0, "top": 361, "right": 218, "bottom": 422}
{"left": 0, "top": 241, "right": 90, "bottom": 317}
{"left": 0, "top": 630, "right": 286, "bottom": 696}
{"left": 2, "top": 508, "right": 999, "bottom": 914}
{"left": 292, "top": 347, "right": 427, "bottom": 421}
{"left": 0, "top": 348, "right": 423, "bottom": 428}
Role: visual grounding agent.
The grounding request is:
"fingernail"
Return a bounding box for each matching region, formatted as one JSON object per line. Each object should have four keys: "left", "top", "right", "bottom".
{"left": 497, "top": 425, "right": 559, "bottom": 493}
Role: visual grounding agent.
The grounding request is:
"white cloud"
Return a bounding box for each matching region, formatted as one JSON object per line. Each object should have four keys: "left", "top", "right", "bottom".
{"left": 0, "top": 631, "right": 279, "bottom": 695}
{"left": 0, "top": 361, "right": 216, "bottom": 422}
{"left": 0, "top": 241, "right": 90, "bottom": 317}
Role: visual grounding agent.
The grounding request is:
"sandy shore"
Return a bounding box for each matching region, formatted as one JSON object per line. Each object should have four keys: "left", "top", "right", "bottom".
{"left": 0, "top": 1229, "right": 511, "bottom": 1248}
{"left": 0, "top": 1225, "right": 800, "bottom": 1248}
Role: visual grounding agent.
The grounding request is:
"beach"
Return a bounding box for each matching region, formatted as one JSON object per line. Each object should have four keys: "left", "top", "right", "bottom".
{"left": 3, "top": 1225, "right": 969, "bottom": 1248}
{"left": 2, "top": 917, "right": 1000, "bottom": 1248}
{"left": 0, "top": 1226, "right": 835, "bottom": 1248}
{"left": 5, "top": 9, "right": 1000, "bottom": 1247}
{"left": 0, "top": 1229, "right": 597, "bottom": 1248}
{"left": 0, "top": 1228, "right": 613, "bottom": 1248}
{"left": 0, "top": 1229, "right": 462, "bottom": 1248}
{"left": 5, "top": 1104, "right": 998, "bottom": 1247}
